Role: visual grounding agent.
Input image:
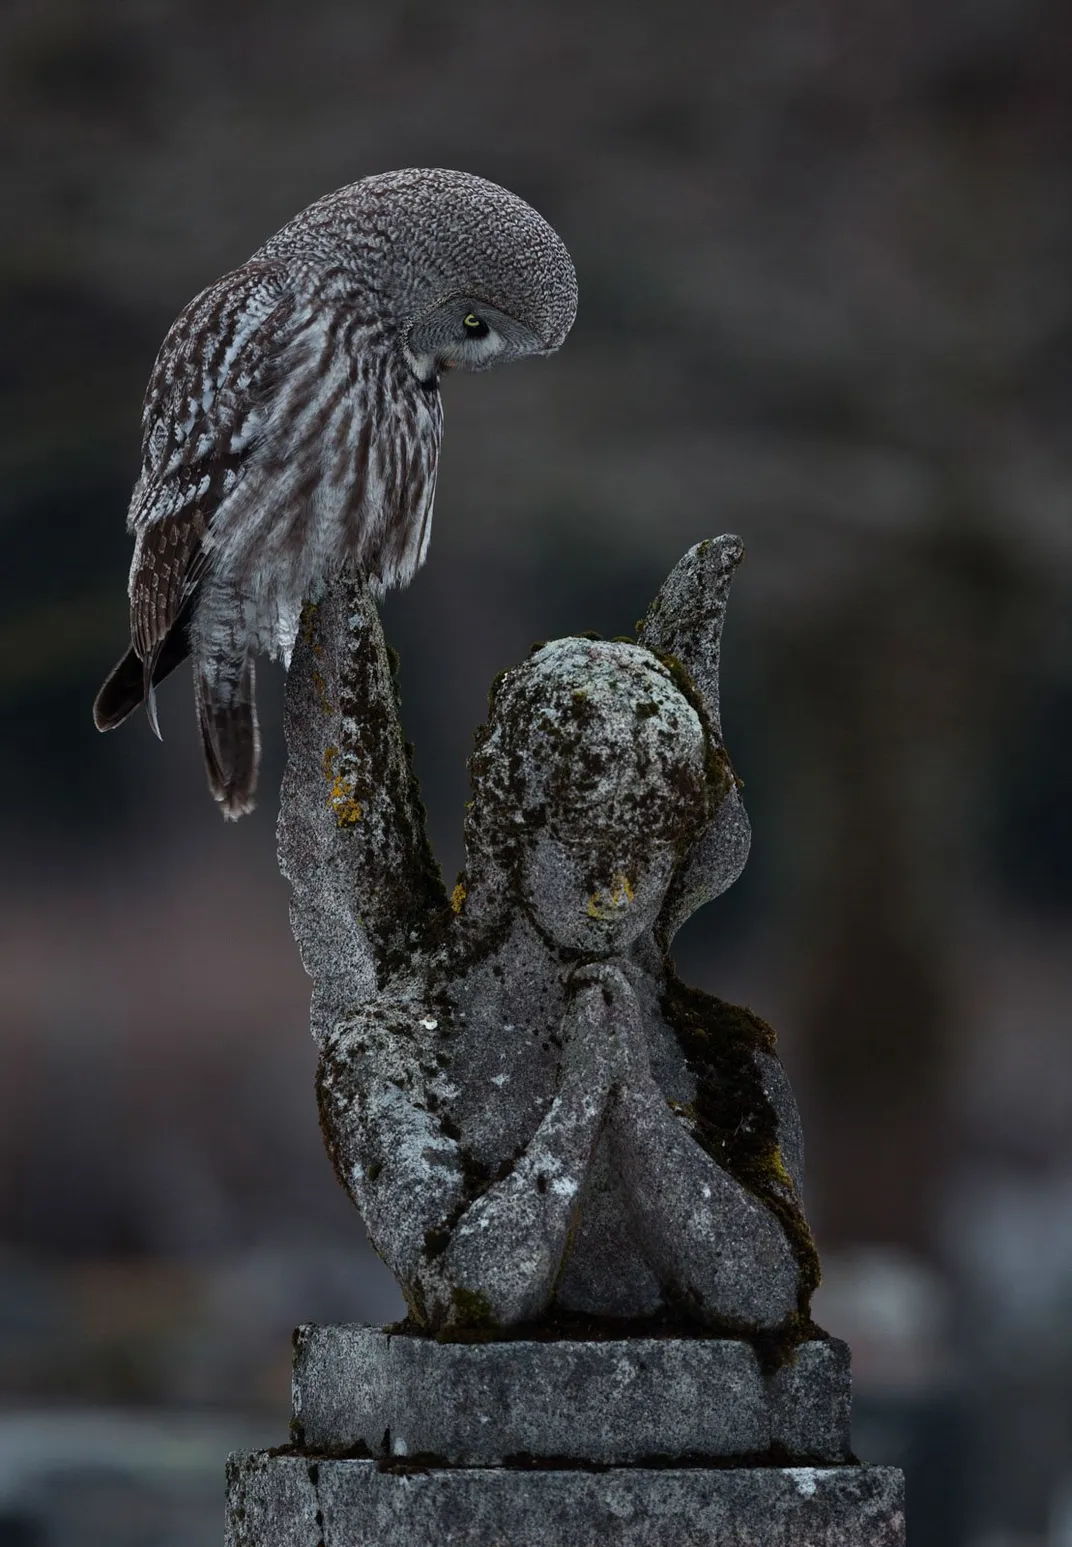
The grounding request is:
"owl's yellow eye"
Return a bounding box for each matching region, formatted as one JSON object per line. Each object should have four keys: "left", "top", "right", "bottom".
{"left": 463, "top": 313, "right": 488, "bottom": 337}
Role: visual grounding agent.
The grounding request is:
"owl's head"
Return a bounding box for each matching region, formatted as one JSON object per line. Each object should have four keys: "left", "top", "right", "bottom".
{"left": 269, "top": 168, "right": 578, "bottom": 384}
{"left": 393, "top": 168, "right": 578, "bottom": 381}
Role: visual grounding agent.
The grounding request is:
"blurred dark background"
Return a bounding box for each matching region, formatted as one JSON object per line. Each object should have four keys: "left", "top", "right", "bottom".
{"left": 2, "top": 1, "right": 1072, "bottom": 1542}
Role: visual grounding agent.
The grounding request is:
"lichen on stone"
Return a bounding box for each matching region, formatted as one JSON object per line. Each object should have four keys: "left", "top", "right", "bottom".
{"left": 322, "top": 744, "right": 364, "bottom": 826}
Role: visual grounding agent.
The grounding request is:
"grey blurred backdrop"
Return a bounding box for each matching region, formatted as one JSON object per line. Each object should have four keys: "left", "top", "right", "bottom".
{"left": 2, "top": 1, "right": 1072, "bottom": 1543}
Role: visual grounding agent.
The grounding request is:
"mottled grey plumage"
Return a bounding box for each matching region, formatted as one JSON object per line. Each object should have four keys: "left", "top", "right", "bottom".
{"left": 93, "top": 168, "right": 578, "bottom": 818}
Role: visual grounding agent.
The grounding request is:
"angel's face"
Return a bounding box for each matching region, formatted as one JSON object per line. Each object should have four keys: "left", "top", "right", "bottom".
{"left": 519, "top": 822, "right": 678, "bottom": 956}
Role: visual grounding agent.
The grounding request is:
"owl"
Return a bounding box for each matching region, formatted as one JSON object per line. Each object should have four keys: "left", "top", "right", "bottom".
{"left": 93, "top": 168, "right": 578, "bottom": 819}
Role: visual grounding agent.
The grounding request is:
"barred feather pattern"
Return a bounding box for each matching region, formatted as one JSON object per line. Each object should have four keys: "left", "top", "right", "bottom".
{"left": 131, "top": 268, "right": 442, "bottom": 669}
{"left": 95, "top": 168, "right": 577, "bottom": 818}
{"left": 118, "top": 265, "right": 443, "bottom": 816}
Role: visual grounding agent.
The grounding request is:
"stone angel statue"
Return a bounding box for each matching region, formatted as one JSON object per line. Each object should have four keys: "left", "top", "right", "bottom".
{"left": 278, "top": 537, "right": 819, "bottom": 1342}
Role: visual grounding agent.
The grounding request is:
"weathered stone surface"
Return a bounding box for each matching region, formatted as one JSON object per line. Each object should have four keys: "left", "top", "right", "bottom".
{"left": 294, "top": 1327, "right": 820, "bottom": 1463}
{"left": 280, "top": 540, "right": 819, "bottom": 1337}
{"left": 226, "top": 1453, "right": 905, "bottom": 1547}
{"left": 769, "top": 1337, "right": 853, "bottom": 1462}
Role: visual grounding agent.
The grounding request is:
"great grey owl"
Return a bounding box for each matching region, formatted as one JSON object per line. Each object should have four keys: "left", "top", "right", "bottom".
{"left": 93, "top": 168, "right": 578, "bottom": 819}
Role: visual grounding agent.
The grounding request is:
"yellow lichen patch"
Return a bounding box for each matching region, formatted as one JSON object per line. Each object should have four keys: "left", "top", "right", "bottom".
{"left": 586, "top": 873, "right": 635, "bottom": 919}
{"left": 322, "top": 745, "right": 363, "bottom": 826}
{"left": 450, "top": 881, "right": 467, "bottom": 914}
{"left": 311, "top": 667, "right": 332, "bottom": 717}
{"left": 766, "top": 1146, "right": 794, "bottom": 1190}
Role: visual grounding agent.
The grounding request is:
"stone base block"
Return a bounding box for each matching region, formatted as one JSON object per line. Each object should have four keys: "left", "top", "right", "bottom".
{"left": 292, "top": 1326, "right": 852, "bottom": 1464}
{"left": 226, "top": 1453, "right": 905, "bottom": 1547}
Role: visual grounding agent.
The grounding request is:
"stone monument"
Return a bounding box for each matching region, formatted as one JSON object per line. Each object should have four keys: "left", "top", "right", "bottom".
{"left": 225, "top": 536, "right": 905, "bottom": 1544}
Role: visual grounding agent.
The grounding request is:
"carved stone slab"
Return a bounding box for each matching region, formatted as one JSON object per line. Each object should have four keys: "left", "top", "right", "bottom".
{"left": 292, "top": 1326, "right": 852, "bottom": 1466}
{"left": 226, "top": 1453, "right": 906, "bottom": 1547}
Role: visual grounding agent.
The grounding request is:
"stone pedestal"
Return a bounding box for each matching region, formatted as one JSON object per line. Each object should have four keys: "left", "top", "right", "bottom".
{"left": 228, "top": 1453, "right": 904, "bottom": 1546}
{"left": 225, "top": 1327, "right": 905, "bottom": 1546}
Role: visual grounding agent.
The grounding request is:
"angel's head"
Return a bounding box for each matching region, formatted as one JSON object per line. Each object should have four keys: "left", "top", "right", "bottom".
{"left": 465, "top": 638, "right": 714, "bottom": 956}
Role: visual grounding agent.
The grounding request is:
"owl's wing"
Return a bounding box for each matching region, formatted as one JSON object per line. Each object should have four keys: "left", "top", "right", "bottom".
{"left": 126, "top": 262, "right": 298, "bottom": 724}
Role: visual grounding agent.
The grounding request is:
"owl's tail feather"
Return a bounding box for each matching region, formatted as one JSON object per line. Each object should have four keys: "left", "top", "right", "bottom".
{"left": 194, "top": 658, "right": 260, "bottom": 822}
{"left": 93, "top": 613, "right": 193, "bottom": 733}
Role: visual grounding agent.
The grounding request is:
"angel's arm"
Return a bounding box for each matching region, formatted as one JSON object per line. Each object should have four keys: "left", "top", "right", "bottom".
{"left": 418, "top": 975, "right": 624, "bottom": 1328}
{"left": 279, "top": 578, "right": 446, "bottom": 1046}
{"left": 319, "top": 974, "right": 623, "bottom": 1330}
{"left": 602, "top": 967, "right": 801, "bottom": 1330}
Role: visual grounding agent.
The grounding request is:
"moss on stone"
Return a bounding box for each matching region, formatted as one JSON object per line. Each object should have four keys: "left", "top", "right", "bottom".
{"left": 647, "top": 646, "right": 736, "bottom": 809}
{"left": 662, "top": 974, "right": 822, "bottom": 1356}
{"left": 449, "top": 1286, "right": 498, "bottom": 1331}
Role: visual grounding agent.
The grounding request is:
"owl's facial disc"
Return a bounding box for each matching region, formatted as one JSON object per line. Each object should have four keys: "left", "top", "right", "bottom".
{"left": 406, "top": 297, "right": 543, "bottom": 381}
